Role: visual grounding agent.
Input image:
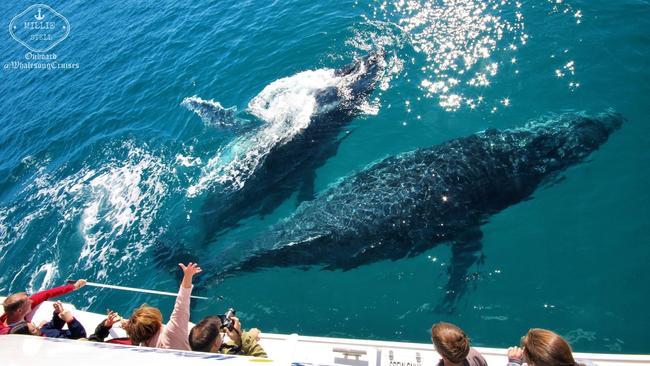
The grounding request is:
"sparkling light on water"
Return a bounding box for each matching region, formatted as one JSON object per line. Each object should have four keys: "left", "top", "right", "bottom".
{"left": 362, "top": 0, "right": 584, "bottom": 111}
{"left": 369, "top": 0, "right": 527, "bottom": 111}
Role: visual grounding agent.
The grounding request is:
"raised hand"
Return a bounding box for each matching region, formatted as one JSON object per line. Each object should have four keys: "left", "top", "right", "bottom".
{"left": 59, "top": 308, "right": 74, "bottom": 323}
{"left": 104, "top": 310, "right": 122, "bottom": 328}
{"left": 248, "top": 327, "right": 261, "bottom": 341}
{"left": 225, "top": 316, "right": 243, "bottom": 347}
{"left": 507, "top": 346, "right": 524, "bottom": 362}
{"left": 52, "top": 300, "right": 63, "bottom": 314}
{"left": 179, "top": 262, "right": 202, "bottom": 288}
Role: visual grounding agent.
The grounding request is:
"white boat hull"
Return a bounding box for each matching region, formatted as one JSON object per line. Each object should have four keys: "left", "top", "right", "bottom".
{"left": 2, "top": 298, "right": 649, "bottom": 365}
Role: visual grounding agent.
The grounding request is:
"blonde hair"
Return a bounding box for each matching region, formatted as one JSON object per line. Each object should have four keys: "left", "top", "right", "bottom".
{"left": 431, "top": 322, "right": 470, "bottom": 363}
{"left": 522, "top": 328, "right": 583, "bottom": 366}
{"left": 125, "top": 305, "right": 163, "bottom": 345}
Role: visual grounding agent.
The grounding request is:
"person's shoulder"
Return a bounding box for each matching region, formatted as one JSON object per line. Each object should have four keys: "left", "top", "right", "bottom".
{"left": 466, "top": 348, "right": 488, "bottom": 366}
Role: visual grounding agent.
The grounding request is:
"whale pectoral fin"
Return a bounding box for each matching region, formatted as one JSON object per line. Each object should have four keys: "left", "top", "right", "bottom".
{"left": 297, "top": 170, "right": 317, "bottom": 203}
{"left": 436, "top": 227, "right": 484, "bottom": 313}
{"left": 182, "top": 96, "right": 261, "bottom": 132}
{"left": 541, "top": 173, "right": 567, "bottom": 189}
{"left": 296, "top": 129, "right": 354, "bottom": 205}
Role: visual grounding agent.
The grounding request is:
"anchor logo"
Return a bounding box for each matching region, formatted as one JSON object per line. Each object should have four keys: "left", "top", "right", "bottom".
{"left": 34, "top": 7, "right": 45, "bottom": 21}
{"left": 9, "top": 4, "right": 70, "bottom": 53}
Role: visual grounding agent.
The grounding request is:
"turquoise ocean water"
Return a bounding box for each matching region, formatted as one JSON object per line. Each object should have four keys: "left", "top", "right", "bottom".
{"left": 1, "top": 0, "right": 649, "bottom": 353}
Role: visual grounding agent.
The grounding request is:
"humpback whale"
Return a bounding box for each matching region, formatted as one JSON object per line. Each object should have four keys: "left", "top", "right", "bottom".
{"left": 204, "top": 111, "right": 624, "bottom": 310}
{"left": 189, "top": 51, "right": 385, "bottom": 240}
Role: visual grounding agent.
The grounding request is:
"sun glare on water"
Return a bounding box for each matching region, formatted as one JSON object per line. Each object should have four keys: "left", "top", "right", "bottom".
{"left": 365, "top": 0, "right": 527, "bottom": 111}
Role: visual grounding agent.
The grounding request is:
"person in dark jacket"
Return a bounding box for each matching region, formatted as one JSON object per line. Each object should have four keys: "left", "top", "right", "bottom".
{"left": 39, "top": 301, "right": 86, "bottom": 339}
{"left": 8, "top": 321, "right": 40, "bottom": 336}
{"left": 88, "top": 310, "right": 131, "bottom": 345}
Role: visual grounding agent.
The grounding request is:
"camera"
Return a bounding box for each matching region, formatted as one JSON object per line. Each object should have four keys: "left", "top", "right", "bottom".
{"left": 218, "top": 308, "right": 236, "bottom": 331}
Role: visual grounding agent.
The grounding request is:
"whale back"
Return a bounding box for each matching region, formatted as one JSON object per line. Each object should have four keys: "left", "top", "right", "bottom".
{"left": 206, "top": 111, "right": 624, "bottom": 278}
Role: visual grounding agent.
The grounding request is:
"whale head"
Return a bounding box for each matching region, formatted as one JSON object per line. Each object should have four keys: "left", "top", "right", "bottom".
{"left": 334, "top": 50, "right": 386, "bottom": 103}
{"left": 524, "top": 110, "right": 624, "bottom": 175}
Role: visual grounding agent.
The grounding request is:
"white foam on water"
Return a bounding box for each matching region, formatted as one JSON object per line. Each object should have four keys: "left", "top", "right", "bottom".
{"left": 0, "top": 207, "right": 15, "bottom": 262}
{"left": 27, "top": 262, "right": 58, "bottom": 293}
{"left": 175, "top": 153, "right": 202, "bottom": 167}
{"left": 77, "top": 143, "right": 173, "bottom": 276}
{"left": 188, "top": 68, "right": 352, "bottom": 196}
{"left": 0, "top": 141, "right": 176, "bottom": 287}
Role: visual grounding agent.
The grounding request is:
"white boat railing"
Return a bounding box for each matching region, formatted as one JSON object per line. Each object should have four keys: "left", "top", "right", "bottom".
{"left": 1, "top": 297, "right": 649, "bottom": 366}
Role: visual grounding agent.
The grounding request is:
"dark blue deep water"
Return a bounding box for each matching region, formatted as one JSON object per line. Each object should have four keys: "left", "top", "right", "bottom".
{"left": 1, "top": 0, "right": 649, "bottom": 353}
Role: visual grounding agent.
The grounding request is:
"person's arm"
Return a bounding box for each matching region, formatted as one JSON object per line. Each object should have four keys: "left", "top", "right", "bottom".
{"left": 88, "top": 321, "right": 111, "bottom": 342}
{"left": 88, "top": 311, "right": 121, "bottom": 342}
{"left": 239, "top": 331, "right": 267, "bottom": 358}
{"left": 222, "top": 317, "right": 243, "bottom": 353}
{"left": 222, "top": 318, "right": 266, "bottom": 357}
{"left": 158, "top": 263, "right": 201, "bottom": 350}
{"left": 26, "top": 280, "right": 86, "bottom": 321}
{"left": 66, "top": 318, "right": 87, "bottom": 339}
{"left": 29, "top": 280, "right": 85, "bottom": 307}
{"left": 506, "top": 346, "right": 524, "bottom": 366}
{"left": 51, "top": 311, "right": 65, "bottom": 330}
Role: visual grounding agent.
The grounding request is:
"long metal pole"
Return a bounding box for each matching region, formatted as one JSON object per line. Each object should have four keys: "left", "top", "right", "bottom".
{"left": 68, "top": 280, "right": 209, "bottom": 300}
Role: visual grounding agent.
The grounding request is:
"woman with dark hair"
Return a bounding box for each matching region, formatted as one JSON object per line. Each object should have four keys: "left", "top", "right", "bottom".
{"left": 507, "top": 328, "right": 595, "bottom": 366}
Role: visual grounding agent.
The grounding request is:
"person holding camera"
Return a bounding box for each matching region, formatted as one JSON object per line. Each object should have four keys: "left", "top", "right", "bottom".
{"left": 188, "top": 311, "right": 267, "bottom": 358}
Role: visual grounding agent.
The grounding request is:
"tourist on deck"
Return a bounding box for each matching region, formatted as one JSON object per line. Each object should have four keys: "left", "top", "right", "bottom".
{"left": 506, "top": 328, "right": 594, "bottom": 366}
{"left": 123, "top": 262, "right": 201, "bottom": 350}
{"left": 431, "top": 322, "right": 487, "bottom": 366}
{"left": 38, "top": 300, "right": 87, "bottom": 339}
{"left": 8, "top": 321, "right": 41, "bottom": 336}
{"left": 1, "top": 279, "right": 87, "bottom": 335}
{"left": 189, "top": 315, "right": 267, "bottom": 357}
{"left": 88, "top": 310, "right": 131, "bottom": 344}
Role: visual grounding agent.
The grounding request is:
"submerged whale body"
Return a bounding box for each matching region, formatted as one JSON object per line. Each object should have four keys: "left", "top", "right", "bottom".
{"left": 207, "top": 111, "right": 624, "bottom": 310}
{"left": 195, "top": 51, "right": 385, "bottom": 239}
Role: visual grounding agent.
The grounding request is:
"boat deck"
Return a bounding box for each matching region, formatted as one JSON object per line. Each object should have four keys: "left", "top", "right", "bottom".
{"left": 1, "top": 297, "right": 649, "bottom": 365}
